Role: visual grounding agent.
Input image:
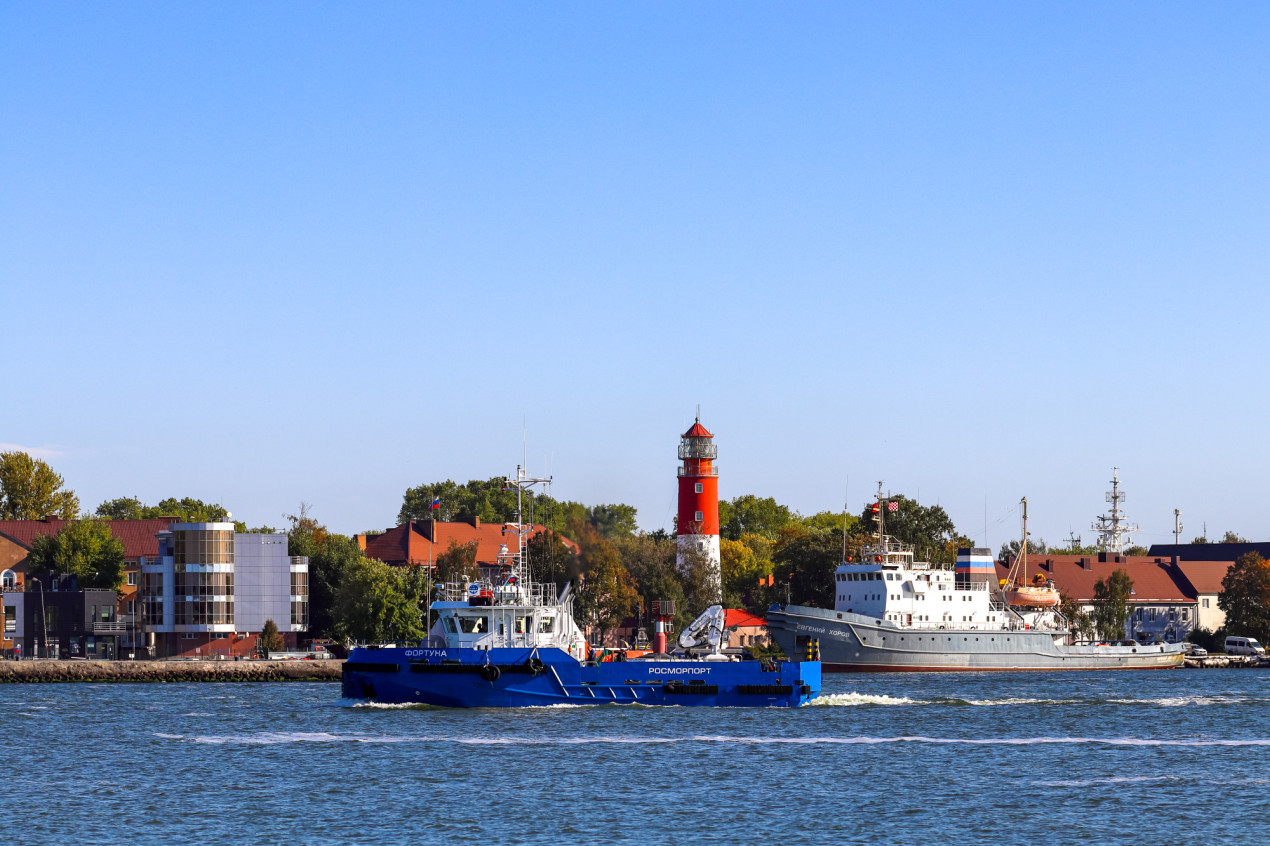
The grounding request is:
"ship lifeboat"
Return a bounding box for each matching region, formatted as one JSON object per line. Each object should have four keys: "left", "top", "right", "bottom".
{"left": 1003, "top": 574, "right": 1061, "bottom": 608}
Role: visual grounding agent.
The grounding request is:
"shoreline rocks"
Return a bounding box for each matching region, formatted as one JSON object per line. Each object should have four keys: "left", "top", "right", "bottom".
{"left": 0, "top": 659, "right": 343, "bottom": 683}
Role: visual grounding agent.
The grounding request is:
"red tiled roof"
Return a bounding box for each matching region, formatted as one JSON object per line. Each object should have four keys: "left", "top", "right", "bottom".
{"left": 682, "top": 420, "right": 713, "bottom": 439}
{"left": 362, "top": 520, "right": 576, "bottom": 567}
{"left": 1174, "top": 561, "right": 1232, "bottom": 595}
{"left": 993, "top": 555, "right": 1193, "bottom": 603}
{"left": 0, "top": 518, "right": 179, "bottom": 560}
{"left": 725, "top": 609, "right": 766, "bottom": 628}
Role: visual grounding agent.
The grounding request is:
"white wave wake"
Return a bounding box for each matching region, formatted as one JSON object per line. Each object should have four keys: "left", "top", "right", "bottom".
{"left": 151, "top": 732, "right": 1270, "bottom": 748}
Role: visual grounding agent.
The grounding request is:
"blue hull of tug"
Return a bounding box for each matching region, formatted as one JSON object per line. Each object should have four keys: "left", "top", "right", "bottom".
{"left": 342, "top": 646, "right": 819, "bottom": 708}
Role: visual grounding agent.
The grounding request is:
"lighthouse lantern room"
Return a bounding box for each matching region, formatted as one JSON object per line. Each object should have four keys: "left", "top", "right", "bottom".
{"left": 676, "top": 417, "right": 721, "bottom": 602}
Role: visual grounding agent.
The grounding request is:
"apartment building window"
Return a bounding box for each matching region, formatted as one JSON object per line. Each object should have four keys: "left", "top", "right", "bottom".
{"left": 1202, "top": 598, "right": 1210, "bottom": 608}
{"left": 127, "top": 572, "right": 137, "bottom": 586}
{"left": 142, "top": 572, "right": 165, "bottom": 625}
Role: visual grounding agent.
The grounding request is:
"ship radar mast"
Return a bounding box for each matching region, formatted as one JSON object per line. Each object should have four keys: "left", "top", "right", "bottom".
{"left": 1091, "top": 467, "right": 1138, "bottom": 553}
{"left": 502, "top": 464, "right": 552, "bottom": 584}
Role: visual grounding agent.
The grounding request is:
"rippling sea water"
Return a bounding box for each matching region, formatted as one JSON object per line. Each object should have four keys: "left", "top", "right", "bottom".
{"left": 10, "top": 669, "right": 1270, "bottom": 845}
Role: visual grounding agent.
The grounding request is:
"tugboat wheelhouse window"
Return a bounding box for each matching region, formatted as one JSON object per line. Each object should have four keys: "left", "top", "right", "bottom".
{"left": 458, "top": 616, "right": 487, "bottom": 634}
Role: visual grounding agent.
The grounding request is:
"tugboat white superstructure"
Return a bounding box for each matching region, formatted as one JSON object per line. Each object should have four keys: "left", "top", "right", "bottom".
{"left": 766, "top": 485, "right": 1184, "bottom": 672}
{"left": 343, "top": 463, "right": 819, "bottom": 706}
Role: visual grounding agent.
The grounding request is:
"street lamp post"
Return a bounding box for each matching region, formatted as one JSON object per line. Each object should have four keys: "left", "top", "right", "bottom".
{"left": 29, "top": 577, "right": 48, "bottom": 659}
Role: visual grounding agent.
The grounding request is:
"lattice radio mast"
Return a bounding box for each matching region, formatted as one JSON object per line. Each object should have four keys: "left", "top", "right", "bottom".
{"left": 1091, "top": 467, "right": 1138, "bottom": 553}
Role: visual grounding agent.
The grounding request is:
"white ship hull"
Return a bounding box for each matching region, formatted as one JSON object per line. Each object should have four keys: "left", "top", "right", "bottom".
{"left": 767, "top": 605, "right": 1185, "bottom": 671}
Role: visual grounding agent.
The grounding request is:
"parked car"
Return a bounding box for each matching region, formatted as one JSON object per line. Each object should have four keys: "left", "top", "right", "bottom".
{"left": 1184, "top": 643, "right": 1208, "bottom": 657}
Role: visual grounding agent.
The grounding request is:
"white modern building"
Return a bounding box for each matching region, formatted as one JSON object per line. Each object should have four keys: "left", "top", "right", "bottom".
{"left": 140, "top": 523, "right": 308, "bottom": 658}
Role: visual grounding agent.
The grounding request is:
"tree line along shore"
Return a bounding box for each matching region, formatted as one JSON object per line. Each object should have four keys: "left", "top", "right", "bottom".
{"left": 6, "top": 452, "right": 1270, "bottom": 655}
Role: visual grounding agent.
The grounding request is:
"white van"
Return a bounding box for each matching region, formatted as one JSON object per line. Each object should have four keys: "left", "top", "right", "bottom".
{"left": 1224, "top": 636, "right": 1266, "bottom": 656}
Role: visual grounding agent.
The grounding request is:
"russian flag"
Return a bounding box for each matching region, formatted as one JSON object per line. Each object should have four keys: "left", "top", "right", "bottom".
{"left": 429, "top": 497, "right": 441, "bottom": 511}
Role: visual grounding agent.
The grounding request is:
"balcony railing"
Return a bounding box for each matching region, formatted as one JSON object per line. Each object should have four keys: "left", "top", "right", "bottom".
{"left": 677, "top": 467, "right": 719, "bottom": 477}
{"left": 91, "top": 621, "right": 130, "bottom": 634}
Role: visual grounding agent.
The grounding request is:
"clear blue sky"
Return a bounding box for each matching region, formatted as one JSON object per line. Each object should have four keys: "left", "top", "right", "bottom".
{"left": 3, "top": 2, "right": 1268, "bottom": 549}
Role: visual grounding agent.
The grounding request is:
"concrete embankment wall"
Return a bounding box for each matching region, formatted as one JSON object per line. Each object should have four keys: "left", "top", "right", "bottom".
{"left": 0, "top": 659, "right": 343, "bottom": 683}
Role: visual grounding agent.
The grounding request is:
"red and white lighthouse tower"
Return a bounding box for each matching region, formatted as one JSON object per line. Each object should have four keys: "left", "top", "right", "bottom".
{"left": 676, "top": 417, "right": 721, "bottom": 602}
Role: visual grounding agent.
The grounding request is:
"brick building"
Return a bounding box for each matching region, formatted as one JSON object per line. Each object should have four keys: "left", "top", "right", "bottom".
{"left": 1, "top": 517, "right": 179, "bottom": 657}
{"left": 995, "top": 552, "right": 1236, "bottom": 642}
{"left": 358, "top": 518, "right": 574, "bottom": 577}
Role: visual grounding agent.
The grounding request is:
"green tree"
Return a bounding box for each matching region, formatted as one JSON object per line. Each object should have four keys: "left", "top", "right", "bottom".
{"left": 0, "top": 452, "right": 79, "bottom": 520}
{"left": 331, "top": 558, "right": 424, "bottom": 645}
{"left": 94, "top": 495, "right": 251, "bottom": 530}
{"left": 860, "top": 496, "right": 959, "bottom": 564}
{"left": 1060, "top": 594, "right": 1095, "bottom": 641}
{"left": 1091, "top": 568, "right": 1134, "bottom": 641}
{"left": 800, "top": 510, "right": 858, "bottom": 534}
{"left": 95, "top": 496, "right": 145, "bottom": 520}
{"left": 721, "top": 538, "right": 768, "bottom": 610}
{"left": 772, "top": 526, "right": 845, "bottom": 608}
{"left": 676, "top": 540, "right": 723, "bottom": 619}
{"left": 398, "top": 477, "right": 592, "bottom": 533}
{"left": 578, "top": 549, "right": 639, "bottom": 648}
{"left": 998, "top": 537, "right": 1048, "bottom": 563}
{"left": 719, "top": 495, "right": 794, "bottom": 541}
{"left": 614, "top": 532, "right": 685, "bottom": 634}
{"left": 307, "top": 535, "right": 366, "bottom": 639}
{"left": 1057, "top": 542, "right": 1101, "bottom": 555}
{"left": 526, "top": 529, "right": 579, "bottom": 594}
{"left": 434, "top": 540, "right": 480, "bottom": 585}
{"left": 258, "top": 619, "right": 285, "bottom": 657}
{"left": 26, "top": 519, "right": 125, "bottom": 590}
{"left": 1219, "top": 552, "right": 1270, "bottom": 645}
{"left": 1221, "top": 531, "right": 1248, "bottom": 544}
{"left": 587, "top": 504, "right": 639, "bottom": 539}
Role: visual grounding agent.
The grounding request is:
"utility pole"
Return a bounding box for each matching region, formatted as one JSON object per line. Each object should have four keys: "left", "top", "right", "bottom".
{"left": 1173, "top": 509, "right": 1183, "bottom": 546}
{"left": 30, "top": 577, "right": 48, "bottom": 659}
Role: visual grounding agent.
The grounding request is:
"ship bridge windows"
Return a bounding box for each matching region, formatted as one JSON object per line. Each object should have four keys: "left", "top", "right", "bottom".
{"left": 539, "top": 616, "right": 554, "bottom": 634}
{"left": 443, "top": 616, "right": 458, "bottom": 634}
{"left": 515, "top": 616, "right": 533, "bottom": 634}
{"left": 458, "top": 615, "right": 488, "bottom": 634}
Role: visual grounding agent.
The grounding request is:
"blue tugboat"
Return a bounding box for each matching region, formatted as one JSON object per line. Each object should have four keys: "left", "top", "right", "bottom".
{"left": 342, "top": 467, "right": 819, "bottom": 708}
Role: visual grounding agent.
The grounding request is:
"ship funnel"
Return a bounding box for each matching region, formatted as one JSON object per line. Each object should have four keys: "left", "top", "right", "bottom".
{"left": 956, "top": 548, "right": 994, "bottom": 589}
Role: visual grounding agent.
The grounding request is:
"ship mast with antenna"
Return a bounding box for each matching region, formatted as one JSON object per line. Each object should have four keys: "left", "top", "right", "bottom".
{"left": 1091, "top": 467, "right": 1138, "bottom": 553}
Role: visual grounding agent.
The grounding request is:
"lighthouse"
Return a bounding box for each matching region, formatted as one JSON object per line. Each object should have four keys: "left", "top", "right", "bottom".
{"left": 676, "top": 417, "right": 722, "bottom": 602}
